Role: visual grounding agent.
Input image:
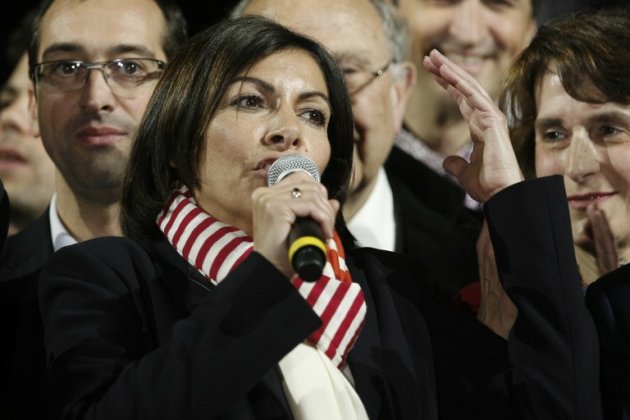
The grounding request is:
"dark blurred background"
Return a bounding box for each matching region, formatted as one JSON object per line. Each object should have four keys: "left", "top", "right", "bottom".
{"left": 1, "top": 0, "right": 628, "bottom": 87}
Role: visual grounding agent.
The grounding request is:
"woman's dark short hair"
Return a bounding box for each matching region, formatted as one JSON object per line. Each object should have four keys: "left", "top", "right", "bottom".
{"left": 122, "top": 15, "right": 354, "bottom": 239}
{"left": 500, "top": 8, "right": 630, "bottom": 179}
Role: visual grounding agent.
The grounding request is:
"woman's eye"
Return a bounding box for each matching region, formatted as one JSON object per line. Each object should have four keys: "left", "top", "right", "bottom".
{"left": 233, "top": 95, "right": 264, "bottom": 109}
{"left": 600, "top": 125, "right": 621, "bottom": 138}
{"left": 542, "top": 130, "right": 565, "bottom": 142}
{"left": 301, "top": 109, "right": 327, "bottom": 127}
{"left": 483, "top": 0, "right": 516, "bottom": 8}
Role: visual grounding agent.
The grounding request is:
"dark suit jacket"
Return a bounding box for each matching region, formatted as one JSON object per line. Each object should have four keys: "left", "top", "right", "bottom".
{"left": 38, "top": 176, "right": 601, "bottom": 420}
{"left": 384, "top": 146, "right": 483, "bottom": 297}
{"left": 0, "top": 211, "right": 57, "bottom": 419}
{"left": 0, "top": 210, "right": 53, "bottom": 280}
{"left": 586, "top": 266, "right": 630, "bottom": 419}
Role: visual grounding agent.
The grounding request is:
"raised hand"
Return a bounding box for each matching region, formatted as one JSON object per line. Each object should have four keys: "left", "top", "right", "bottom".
{"left": 423, "top": 49, "right": 523, "bottom": 203}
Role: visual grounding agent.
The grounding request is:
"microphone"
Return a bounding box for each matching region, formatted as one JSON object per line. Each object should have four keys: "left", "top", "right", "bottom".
{"left": 267, "top": 154, "right": 326, "bottom": 282}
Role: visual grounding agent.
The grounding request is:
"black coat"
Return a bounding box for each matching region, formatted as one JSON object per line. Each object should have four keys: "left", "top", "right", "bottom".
{"left": 0, "top": 211, "right": 57, "bottom": 419}
{"left": 385, "top": 146, "right": 483, "bottom": 296}
{"left": 586, "top": 265, "right": 630, "bottom": 419}
{"left": 37, "top": 176, "right": 601, "bottom": 419}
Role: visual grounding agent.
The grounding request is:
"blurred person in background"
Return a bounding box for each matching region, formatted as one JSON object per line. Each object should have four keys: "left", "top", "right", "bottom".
{"left": 0, "top": 10, "right": 55, "bottom": 236}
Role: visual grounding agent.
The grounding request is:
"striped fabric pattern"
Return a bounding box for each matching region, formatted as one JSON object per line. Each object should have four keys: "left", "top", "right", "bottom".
{"left": 157, "top": 186, "right": 366, "bottom": 367}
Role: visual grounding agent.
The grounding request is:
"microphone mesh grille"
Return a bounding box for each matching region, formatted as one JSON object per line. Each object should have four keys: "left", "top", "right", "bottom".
{"left": 267, "top": 154, "right": 321, "bottom": 186}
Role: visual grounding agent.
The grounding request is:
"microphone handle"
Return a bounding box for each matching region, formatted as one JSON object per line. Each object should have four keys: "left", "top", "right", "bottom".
{"left": 287, "top": 217, "right": 326, "bottom": 282}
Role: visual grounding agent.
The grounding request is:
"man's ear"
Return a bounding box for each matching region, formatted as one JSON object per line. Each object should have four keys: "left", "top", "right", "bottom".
{"left": 28, "top": 85, "right": 40, "bottom": 137}
{"left": 523, "top": 19, "right": 538, "bottom": 48}
{"left": 390, "top": 61, "right": 416, "bottom": 133}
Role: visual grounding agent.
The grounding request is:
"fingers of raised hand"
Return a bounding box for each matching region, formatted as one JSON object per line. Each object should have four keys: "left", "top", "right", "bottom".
{"left": 424, "top": 50, "right": 496, "bottom": 113}
{"left": 586, "top": 205, "right": 618, "bottom": 275}
{"left": 423, "top": 55, "right": 449, "bottom": 90}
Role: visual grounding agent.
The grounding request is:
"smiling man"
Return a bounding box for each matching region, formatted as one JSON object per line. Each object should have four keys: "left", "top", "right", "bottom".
{"left": 390, "top": 0, "right": 537, "bottom": 210}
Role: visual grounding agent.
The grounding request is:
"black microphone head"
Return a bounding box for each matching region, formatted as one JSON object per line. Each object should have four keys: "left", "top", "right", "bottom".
{"left": 267, "top": 154, "right": 321, "bottom": 186}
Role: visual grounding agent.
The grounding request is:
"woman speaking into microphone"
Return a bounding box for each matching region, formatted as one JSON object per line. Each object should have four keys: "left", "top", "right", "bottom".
{"left": 37, "top": 15, "right": 601, "bottom": 420}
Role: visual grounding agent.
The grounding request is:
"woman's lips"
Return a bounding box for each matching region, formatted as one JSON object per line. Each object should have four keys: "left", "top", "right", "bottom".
{"left": 254, "top": 157, "right": 278, "bottom": 181}
{"left": 567, "top": 191, "right": 617, "bottom": 209}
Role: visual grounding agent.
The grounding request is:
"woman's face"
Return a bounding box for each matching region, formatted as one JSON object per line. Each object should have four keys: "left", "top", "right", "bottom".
{"left": 195, "top": 49, "right": 332, "bottom": 233}
{"left": 534, "top": 70, "right": 630, "bottom": 254}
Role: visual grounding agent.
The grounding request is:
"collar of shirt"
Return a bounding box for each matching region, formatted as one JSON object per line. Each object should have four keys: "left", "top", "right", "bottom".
{"left": 395, "top": 129, "right": 481, "bottom": 211}
{"left": 347, "top": 168, "right": 396, "bottom": 251}
{"left": 49, "top": 194, "right": 79, "bottom": 252}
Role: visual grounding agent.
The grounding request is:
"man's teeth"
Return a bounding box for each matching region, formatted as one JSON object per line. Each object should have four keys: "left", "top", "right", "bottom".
{"left": 446, "top": 54, "right": 484, "bottom": 66}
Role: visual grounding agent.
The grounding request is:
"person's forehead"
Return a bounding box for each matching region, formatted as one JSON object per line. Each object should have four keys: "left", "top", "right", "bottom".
{"left": 394, "top": 0, "right": 533, "bottom": 7}
{"left": 39, "top": 0, "right": 167, "bottom": 58}
{"left": 242, "top": 49, "right": 330, "bottom": 88}
{"left": 398, "top": 0, "right": 533, "bottom": 17}
{"left": 243, "top": 0, "right": 390, "bottom": 60}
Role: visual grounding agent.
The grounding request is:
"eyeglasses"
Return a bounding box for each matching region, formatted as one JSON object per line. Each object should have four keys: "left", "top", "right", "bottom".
{"left": 32, "top": 58, "right": 166, "bottom": 98}
{"left": 341, "top": 60, "right": 393, "bottom": 96}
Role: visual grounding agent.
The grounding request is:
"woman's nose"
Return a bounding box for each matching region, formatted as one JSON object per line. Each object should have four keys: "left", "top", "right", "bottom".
{"left": 263, "top": 110, "right": 302, "bottom": 149}
{"left": 565, "top": 130, "right": 600, "bottom": 183}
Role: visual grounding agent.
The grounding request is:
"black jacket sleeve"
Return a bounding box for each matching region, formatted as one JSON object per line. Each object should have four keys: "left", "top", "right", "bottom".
{"left": 484, "top": 175, "right": 602, "bottom": 420}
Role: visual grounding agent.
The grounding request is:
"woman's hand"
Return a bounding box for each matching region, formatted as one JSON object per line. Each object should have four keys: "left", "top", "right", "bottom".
{"left": 587, "top": 205, "right": 619, "bottom": 277}
{"left": 251, "top": 171, "right": 339, "bottom": 278}
{"left": 423, "top": 49, "right": 523, "bottom": 202}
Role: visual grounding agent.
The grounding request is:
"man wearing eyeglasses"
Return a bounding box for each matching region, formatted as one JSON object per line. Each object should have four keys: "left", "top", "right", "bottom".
{"left": 234, "top": 0, "right": 485, "bottom": 299}
{"left": 0, "top": 0, "right": 187, "bottom": 417}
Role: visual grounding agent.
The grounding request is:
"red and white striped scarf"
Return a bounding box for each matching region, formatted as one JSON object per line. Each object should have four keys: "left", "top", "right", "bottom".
{"left": 157, "top": 185, "right": 366, "bottom": 368}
